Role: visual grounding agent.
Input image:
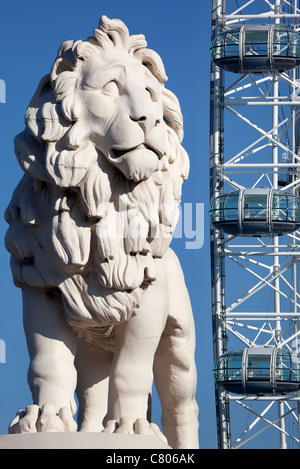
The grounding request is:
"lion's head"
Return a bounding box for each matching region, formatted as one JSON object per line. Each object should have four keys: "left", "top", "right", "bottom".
{"left": 5, "top": 16, "right": 189, "bottom": 344}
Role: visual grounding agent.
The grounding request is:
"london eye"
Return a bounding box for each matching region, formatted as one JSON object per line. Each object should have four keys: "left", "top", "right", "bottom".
{"left": 210, "top": 0, "right": 300, "bottom": 449}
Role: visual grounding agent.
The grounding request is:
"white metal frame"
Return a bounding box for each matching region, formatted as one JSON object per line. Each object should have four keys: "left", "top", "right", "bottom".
{"left": 210, "top": 0, "right": 300, "bottom": 449}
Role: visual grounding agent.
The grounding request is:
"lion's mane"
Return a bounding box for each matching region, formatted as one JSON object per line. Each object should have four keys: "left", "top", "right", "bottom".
{"left": 5, "top": 16, "right": 189, "bottom": 347}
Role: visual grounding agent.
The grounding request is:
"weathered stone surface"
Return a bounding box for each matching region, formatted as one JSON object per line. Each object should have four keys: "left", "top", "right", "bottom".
{"left": 0, "top": 432, "right": 171, "bottom": 449}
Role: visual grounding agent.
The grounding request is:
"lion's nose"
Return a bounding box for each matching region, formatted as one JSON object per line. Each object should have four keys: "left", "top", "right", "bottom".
{"left": 130, "top": 114, "right": 161, "bottom": 136}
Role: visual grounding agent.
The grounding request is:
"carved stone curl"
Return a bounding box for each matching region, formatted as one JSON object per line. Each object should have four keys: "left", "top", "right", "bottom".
{"left": 5, "top": 16, "right": 199, "bottom": 449}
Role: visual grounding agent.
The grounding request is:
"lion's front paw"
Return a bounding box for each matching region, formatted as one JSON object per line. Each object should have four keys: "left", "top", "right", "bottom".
{"left": 102, "top": 416, "right": 168, "bottom": 444}
{"left": 8, "top": 405, "right": 40, "bottom": 433}
{"left": 9, "top": 404, "right": 77, "bottom": 434}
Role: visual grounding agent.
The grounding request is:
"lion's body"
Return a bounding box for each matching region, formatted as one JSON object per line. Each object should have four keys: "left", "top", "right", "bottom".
{"left": 5, "top": 16, "right": 198, "bottom": 448}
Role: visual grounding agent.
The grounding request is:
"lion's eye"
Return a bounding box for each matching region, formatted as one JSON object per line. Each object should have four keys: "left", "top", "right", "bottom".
{"left": 102, "top": 81, "right": 120, "bottom": 96}
{"left": 146, "top": 87, "right": 153, "bottom": 100}
{"left": 145, "top": 87, "right": 158, "bottom": 102}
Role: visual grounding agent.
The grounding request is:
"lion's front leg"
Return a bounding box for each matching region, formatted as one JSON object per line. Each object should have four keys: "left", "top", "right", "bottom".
{"left": 9, "top": 285, "right": 78, "bottom": 434}
{"left": 103, "top": 258, "right": 168, "bottom": 441}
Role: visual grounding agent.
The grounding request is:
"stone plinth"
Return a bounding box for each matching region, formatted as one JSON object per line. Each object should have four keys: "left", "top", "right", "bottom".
{"left": 0, "top": 432, "right": 171, "bottom": 449}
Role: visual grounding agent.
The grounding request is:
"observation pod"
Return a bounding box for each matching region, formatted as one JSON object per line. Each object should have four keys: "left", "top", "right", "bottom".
{"left": 213, "top": 347, "right": 300, "bottom": 396}
{"left": 210, "top": 24, "right": 300, "bottom": 74}
{"left": 209, "top": 188, "right": 300, "bottom": 237}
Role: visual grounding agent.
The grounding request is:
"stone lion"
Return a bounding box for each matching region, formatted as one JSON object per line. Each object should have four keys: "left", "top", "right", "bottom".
{"left": 5, "top": 16, "right": 199, "bottom": 449}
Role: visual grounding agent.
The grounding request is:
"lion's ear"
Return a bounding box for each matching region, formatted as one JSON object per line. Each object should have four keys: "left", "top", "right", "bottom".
{"left": 51, "top": 58, "right": 74, "bottom": 78}
{"left": 51, "top": 49, "right": 81, "bottom": 122}
{"left": 134, "top": 49, "right": 168, "bottom": 84}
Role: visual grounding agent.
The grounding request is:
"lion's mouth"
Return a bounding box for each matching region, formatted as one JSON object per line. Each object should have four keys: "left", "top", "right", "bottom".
{"left": 108, "top": 143, "right": 162, "bottom": 182}
{"left": 111, "top": 143, "right": 162, "bottom": 160}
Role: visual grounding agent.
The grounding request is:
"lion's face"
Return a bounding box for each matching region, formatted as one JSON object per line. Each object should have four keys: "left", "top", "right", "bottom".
{"left": 75, "top": 50, "right": 166, "bottom": 182}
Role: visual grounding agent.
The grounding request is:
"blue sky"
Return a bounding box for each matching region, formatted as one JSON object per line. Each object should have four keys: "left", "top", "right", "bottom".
{"left": 0, "top": 0, "right": 216, "bottom": 447}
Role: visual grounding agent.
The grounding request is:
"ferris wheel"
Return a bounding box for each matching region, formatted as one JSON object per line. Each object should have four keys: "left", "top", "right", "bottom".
{"left": 210, "top": 0, "right": 300, "bottom": 449}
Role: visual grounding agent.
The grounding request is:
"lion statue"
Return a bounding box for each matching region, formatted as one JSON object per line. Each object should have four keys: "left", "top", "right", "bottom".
{"left": 5, "top": 16, "right": 199, "bottom": 449}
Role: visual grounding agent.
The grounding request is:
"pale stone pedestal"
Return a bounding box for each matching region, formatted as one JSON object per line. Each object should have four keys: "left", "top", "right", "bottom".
{"left": 0, "top": 432, "right": 171, "bottom": 449}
